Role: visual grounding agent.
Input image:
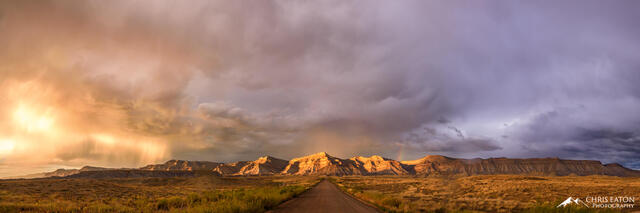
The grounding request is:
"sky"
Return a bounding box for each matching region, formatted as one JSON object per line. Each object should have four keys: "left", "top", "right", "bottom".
{"left": 1, "top": 1, "right": 639, "bottom": 177}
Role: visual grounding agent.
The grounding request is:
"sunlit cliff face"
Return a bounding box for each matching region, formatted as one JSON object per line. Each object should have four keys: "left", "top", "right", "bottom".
{"left": 2, "top": 1, "right": 640, "bottom": 176}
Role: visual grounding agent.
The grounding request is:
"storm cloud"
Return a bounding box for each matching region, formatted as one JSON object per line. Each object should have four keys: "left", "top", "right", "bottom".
{"left": 1, "top": 0, "right": 639, "bottom": 176}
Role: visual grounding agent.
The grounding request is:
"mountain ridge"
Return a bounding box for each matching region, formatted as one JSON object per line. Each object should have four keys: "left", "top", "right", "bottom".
{"left": 9, "top": 153, "right": 640, "bottom": 179}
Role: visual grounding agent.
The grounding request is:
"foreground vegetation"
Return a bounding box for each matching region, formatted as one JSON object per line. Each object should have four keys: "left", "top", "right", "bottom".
{"left": 332, "top": 175, "right": 640, "bottom": 213}
{"left": 0, "top": 175, "right": 319, "bottom": 213}
{"left": 2, "top": 174, "right": 637, "bottom": 213}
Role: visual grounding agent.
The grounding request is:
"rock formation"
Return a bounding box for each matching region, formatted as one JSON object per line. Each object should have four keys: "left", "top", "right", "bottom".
{"left": 140, "top": 160, "right": 221, "bottom": 171}
{"left": 281, "top": 152, "right": 367, "bottom": 176}
{"left": 214, "top": 156, "right": 289, "bottom": 175}
{"left": 350, "top": 155, "right": 411, "bottom": 175}
{"left": 402, "top": 155, "right": 640, "bottom": 176}
{"left": 13, "top": 153, "right": 640, "bottom": 179}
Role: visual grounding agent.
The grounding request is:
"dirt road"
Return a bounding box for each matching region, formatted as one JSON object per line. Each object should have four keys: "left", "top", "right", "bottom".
{"left": 270, "top": 180, "right": 380, "bottom": 213}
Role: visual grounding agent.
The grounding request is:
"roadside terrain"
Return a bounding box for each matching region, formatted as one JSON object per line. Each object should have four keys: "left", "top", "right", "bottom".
{"left": 333, "top": 175, "right": 640, "bottom": 213}
{"left": 0, "top": 175, "right": 320, "bottom": 212}
{"left": 2, "top": 174, "right": 638, "bottom": 212}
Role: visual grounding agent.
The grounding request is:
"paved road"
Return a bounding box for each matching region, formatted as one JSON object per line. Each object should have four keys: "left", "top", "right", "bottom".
{"left": 270, "top": 180, "right": 381, "bottom": 213}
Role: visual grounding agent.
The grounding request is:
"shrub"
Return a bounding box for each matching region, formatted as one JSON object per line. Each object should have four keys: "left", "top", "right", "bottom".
{"left": 381, "top": 197, "right": 402, "bottom": 208}
{"left": 156, "top": 199, "right": 169, "bottom": 211}
{"left": 168, "top": 196, "right": 187, "bottom": 209}
{"left": 187, "top": 193, "right": 202, "bottom": 206}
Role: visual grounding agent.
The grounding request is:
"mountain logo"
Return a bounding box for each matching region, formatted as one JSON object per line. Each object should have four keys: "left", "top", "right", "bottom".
{"left": 557, "top": 197, "right": 590, "bottom": 208}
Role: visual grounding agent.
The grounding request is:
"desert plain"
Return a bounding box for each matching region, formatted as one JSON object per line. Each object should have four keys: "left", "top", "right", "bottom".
{"left": 1, "top": 174, "right": 639, "bottom": 213}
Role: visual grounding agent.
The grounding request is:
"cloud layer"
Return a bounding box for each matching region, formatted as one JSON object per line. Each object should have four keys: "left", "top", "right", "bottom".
{"left": 1, "top": 0, "right": 639, "bottom": 176}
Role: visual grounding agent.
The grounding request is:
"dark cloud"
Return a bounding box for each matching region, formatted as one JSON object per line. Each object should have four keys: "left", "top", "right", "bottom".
{"left": 512, "top": 105, "right": 640, "bottom": 169}
{"left": 1, "top": 0, "right": 640, "bottom": 176}
{"left": 401, "top": 125, "right": 501, "bottom": 153}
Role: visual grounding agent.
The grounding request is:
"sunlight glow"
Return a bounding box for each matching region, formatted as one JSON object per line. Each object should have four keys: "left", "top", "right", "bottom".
{"left": 0, "top": 139, "right": 15, "bottom": 155}
{"left": 90, "top": 133, "right": 168, "bottom": 163}
{"left": 92, "top": 134, "right": 117, "bottom": 146}
{"left": 13, "top": 105, "right": 55, "bottom": 132}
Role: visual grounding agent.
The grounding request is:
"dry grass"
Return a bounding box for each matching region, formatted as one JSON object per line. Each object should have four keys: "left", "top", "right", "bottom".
{"left": 2, "top": 175, "right": 637, "bottom": 212}
{"left": 0, "top": 175, "right": 320, "bottom": 213}
{"left": 333, "top": 175, "right": 640, "bottom": 213}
